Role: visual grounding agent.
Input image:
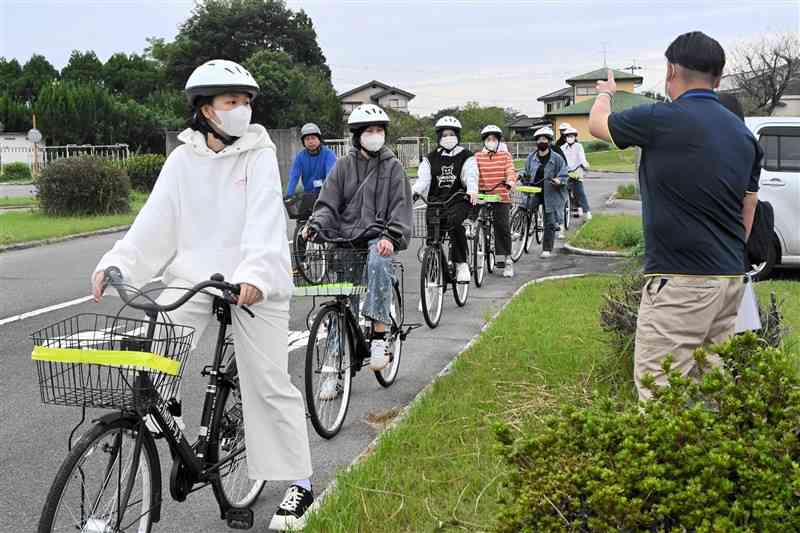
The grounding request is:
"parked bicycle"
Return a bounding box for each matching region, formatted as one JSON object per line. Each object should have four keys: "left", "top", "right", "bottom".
{"left": 509, "top": 185, "right": 543, "bottom": 262}
{"left": 469, "top": 182, "right": 510, "bottom": 287}
{"left": 294, "top": 234, "right": 420, "bottom": 439}
{"left": 34, "top": 268, "right": 263, "bottom": 532}
{"left": 414, "top": 191, "right": 471, "bottom": 328}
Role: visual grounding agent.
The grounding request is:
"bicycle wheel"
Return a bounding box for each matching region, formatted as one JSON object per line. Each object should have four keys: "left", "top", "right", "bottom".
{"left": 486, "top": 223, "right": 495, "bottom": 273}
{"left": 209, "top": 356, "right": 266, "bottom": 510}
{"left": 38, "top": 416, "right": 159, "bottom": 533}
{"left": 534, "top": 206, "right": 544, "bottom": 245}
{"left": 473, "top": 225, "right": 487, "bottom": 287}
{"left": 375, "top": 280, "right": 404, "bottom": 387}
{"left": 305, "top": 306, "right": 354, "bottom": 439}
{"left": 563, "top": 195, "right": 571, "bottom": 231}
{"left": 523, "top": 210, "right": 533, "bottom": 254}
{"left": 509, "top": 208, "right": 527, "bottom": 263}
{"left": 420, "top": 247, "right": 444, "bottom": 329}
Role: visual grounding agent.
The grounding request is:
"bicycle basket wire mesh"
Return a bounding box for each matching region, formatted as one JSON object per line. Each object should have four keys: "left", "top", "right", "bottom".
{"left": 292, "top": 245, "right": 369, "bottom": 297}
{"left": 31, "top": 313, "right": 194, "bottom": 410}
{"left": 412, "top": 205, "right": 427, "bottom": 239}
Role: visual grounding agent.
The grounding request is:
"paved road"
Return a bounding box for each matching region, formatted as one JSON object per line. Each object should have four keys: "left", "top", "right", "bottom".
{"left": 0, "top": 183, "right": 36, "bottom": 197}
{"left": 0, "top": 177, "right": 629, "bottom": 531}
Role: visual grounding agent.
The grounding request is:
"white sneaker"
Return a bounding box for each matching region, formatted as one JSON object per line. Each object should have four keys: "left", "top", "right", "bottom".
{"left": 318, "top": 372, "right": 339, "bottom": 401}
{"left": 586, "top": 211, "right": 593, "bottom": 220}
{"left": 503, "top": 262, "right": 514, "bottom": 278}
{"left": 370, "top": 339, "right": 389, "bottom": 371}
{"left": 578, "top": 207, "right": 584, "bottom": 217}
{"left": 456, "top": 262, "right": 470, "bottom": 282}
{"left": 557, "top": 227, "right": 566, "bottom": 239}
{"left": 541, "top": 251, "right": 552, "bottom": 258}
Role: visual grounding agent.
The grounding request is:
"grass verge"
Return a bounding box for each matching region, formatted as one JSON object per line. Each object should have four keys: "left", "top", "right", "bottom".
{"left": 0, "top": 195, "right": 37, "bottom": 208}
{"left": 306, "top": 275, "right": 800, "bottom": 532}
{"left": 0, "top": 192, "right": 147, "bottom": 246}
{"left": 587, "top": 148, "right": 636, "bottom": 172}
{"left": 615, "top": 183, "right": 640, "bottom": 200}
{"left": 306, "top": 276, "right": 628, "bottom": 532}
{"left": 568, "top": 213, "right": 643, "bottom": 252}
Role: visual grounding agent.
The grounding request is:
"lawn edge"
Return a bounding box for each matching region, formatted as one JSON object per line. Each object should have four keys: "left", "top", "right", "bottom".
{"left": 564, "top": 242, "right": 630, "bottom": 257}
{"left": 0, "top": 225, "right": 130, "bottom": 253}
{"left": 310, "top": 273, "right": 588, "bottom": 517}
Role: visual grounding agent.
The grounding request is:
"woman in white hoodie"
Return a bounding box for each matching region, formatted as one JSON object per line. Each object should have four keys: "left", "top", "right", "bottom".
{"left": 90, "top": 60, "right": 314, "bottom": 531}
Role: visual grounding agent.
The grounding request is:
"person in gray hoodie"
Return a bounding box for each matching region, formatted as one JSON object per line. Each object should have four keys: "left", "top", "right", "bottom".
{"left": 307, "top": 104, "right": 412, "bottom": 374}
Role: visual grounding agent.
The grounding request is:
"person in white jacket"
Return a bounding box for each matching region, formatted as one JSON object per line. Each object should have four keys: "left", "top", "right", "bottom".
{"left": 90, "top": 60, "right": 314, "bottom": 531}
{"left": 561, "top": 126, "right": 592, "bottom": 220}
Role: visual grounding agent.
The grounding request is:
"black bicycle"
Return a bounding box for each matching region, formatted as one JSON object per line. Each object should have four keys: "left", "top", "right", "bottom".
{"left": 509, "top": 185, "right": 542, "bottom": 262}
{"left": 34, "top": 268, "right": 264, "bottom": 532}
{"left": 415, "top": 191, "right": 471, "bottom": 329}
{"left": 470, "top": 182, "right": 510, "bottom": 287}
{"left": 285, "top": 191, "right": 328, "bottom": 284}
{"left": 295, "top": 234, "right": 419, "bottom": 439}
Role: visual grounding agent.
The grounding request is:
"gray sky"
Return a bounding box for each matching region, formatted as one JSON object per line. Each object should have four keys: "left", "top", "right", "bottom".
{"left": 2, "top": 0, "right": 799, "bottom": 116}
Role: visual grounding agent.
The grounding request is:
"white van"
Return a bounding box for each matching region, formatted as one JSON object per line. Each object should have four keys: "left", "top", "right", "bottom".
{"left": 746, "top": 117, "right": 800, "bottom": 279}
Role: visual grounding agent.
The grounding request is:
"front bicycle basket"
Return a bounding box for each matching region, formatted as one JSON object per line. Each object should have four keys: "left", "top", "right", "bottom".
{"left": 292, "top": 246, "right": 369, "bottom": 297}
{"left": 31, "top": 313, "right": 194, "bottom": 410}
{"left": 412, "top": 205, "right": 427, "bottom": 239}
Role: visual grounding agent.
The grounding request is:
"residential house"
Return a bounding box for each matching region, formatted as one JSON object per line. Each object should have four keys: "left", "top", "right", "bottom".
{"left": 540, "top": 68, "right": 655, "bottom": 139}
{"left": 721, "top": 73, "right": 800, "bottom": 117}
{"left": 338, "top": 80, "right": 416, "bottom": 116}
{"left": 508, "top": 115, "right": 553, "bottom": 139}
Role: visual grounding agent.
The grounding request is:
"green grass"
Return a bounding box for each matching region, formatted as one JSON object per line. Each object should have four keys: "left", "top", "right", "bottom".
{"left": 755, "top": 280, "right": 800, "bottom": 358}
{"left": 616, "top": 183, "right": 640, "bottom": 200}
{"left": 587, "top": 148, "right": 636, "bottom": 172}
{"left": 569, "top": 213, "right": 643, "bottom": 252}
{"left": 0, "top": 195, "right": 37, "bottom": 208}
{"left": 0, "top": 192, "right": 147, "bottom": 245}
{"left": 306, "top": 276, "right": 627, "bottom": 532}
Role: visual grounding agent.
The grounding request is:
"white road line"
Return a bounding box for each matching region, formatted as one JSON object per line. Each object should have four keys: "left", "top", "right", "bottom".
{"left": 0, "top": 276, "right": 164, "bottom": 327}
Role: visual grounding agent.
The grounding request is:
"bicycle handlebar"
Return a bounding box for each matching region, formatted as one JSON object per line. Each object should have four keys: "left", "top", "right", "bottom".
{"left": 479, "top": 181, "right": 512, "bottom": 194}
{"left": 414, "top": 190, "right": 469, "bottom": 208}
{"left": 103, "top": 266, "right": 250, "bottom": 316}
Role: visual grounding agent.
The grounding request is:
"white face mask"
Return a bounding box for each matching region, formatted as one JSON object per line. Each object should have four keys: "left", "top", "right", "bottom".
{"left": 440, "top": 136, "right": 458, "bottom": 151}
{"left": 484, "top": 140, "right": 498, "bottom": 152}
{"left": 566, "top": 136, "right": 576, "bottom": 144}
{"left": 361, "top": 131, "right": 385, "bottom": 152}
{"left": 210, "top": 105, "right": 252, "bottom": 137}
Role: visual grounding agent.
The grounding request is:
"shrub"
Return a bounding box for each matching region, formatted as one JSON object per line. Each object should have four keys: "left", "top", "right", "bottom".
{"left": 584, "top": 140, "right": 612, "bottom": 153}
{"left": 125, "top": 153, "right": 166, "bottom": 192}
{"left": 496, "top": 334, "right": 800, "bottom": 532}
{"left": 1, "top": 162, "right": 32, "bottom": 182}
{"left": 38, "top": 156, "right": 130, "bottom": 216}
{"left": 616, "top": 183, "right": 638, "bottom": 200}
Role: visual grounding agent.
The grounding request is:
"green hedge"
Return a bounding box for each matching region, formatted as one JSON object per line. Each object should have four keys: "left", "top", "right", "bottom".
{"left": 125, "top": 153, "right": 166, "bottom": 192}
{"left": 38, "top": 156, "right": 130, "bottom": 216}
{"left": 584, "top": 140, "right": 612, "bottom": 153}
{"left": 0, "top": 162, "right": 32, "bottom": 182}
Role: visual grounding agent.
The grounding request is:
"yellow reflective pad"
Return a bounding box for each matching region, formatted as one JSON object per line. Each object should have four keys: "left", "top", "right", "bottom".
{"left": 32, "top": 346, "right": 181, "bottom": 376}
{"left": 477, "top": 194, "right": 501, "bottom": 202}
{"left": 516, "top": 186, "right": 542, "bottom": 193}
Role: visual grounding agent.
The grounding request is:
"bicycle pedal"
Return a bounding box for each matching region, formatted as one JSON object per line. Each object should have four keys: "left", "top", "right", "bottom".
{"left": 226, "top": 507, "right": 253, "bottom": 529}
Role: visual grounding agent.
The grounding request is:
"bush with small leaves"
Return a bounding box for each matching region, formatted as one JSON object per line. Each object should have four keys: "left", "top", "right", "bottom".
{"left": 38, "top": 156, "right": 130, "bottom": 216}
{"left": 125, "top": 153, "right": 166, "bottom": 192}
{"left": 496, "top": 334, "right": 800, "bottom": 532}
{"left": 584, "top": 140, "right": 612, "bottom": 153}
{"left": 1, "top": 162, "right": 32, "bottom": 182}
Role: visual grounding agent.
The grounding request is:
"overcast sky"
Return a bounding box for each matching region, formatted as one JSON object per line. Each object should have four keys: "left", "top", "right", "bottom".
{"left": 2, "top": 0, "right": 799, "bottom": 116}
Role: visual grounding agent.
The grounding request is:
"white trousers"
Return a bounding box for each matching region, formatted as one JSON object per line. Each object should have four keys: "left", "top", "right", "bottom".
{"left": 156, "top": 283, "right": 312, "bottom": 480}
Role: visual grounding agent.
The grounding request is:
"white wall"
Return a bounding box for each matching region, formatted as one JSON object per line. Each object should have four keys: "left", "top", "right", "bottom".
{"left": 0, "top": 135, "right": 37, "bottom": 166}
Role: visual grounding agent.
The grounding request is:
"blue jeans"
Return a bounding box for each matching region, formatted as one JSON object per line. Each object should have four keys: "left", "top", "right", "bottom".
{"left": 568, "top": 178, "right": 590, "bottom": 211}
{"left": 338, "top": 238, "right": 395, "bottom": 327}
{"left": 527, "top": 193, "right": 559, "bottom": 252}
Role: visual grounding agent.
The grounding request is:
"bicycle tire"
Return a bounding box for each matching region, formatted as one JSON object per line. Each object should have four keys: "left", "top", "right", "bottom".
{"left": 509, "top": 209, "right": 527, "bottom": 263}
{"left": 486, "top": 222, "right": 495, "bottom": 273}
{"left": 375, "top": 281, "right": 404, "bottom": 387}
{"left": 420, "top": 247, "right": 444, "bottom": 329}
{"left": 474, "top": 224, "right": 487, "bottom": 287}
{"left": 38, "top": 415, "right": 159, "bottom": 533}
{"left": 534, "top": 207, "right": 544, "bottom": 245}
{"left": 209, "top": 356, "right": 266, "bottom": 510}
{"left": 563, "top": 195, "right": 571, "bottom": 231}
{"left": 523, "top": 210, "right": 533, "bottom": 254}
{"left": 305, "top": 306, "right": 354, "bottom": 439}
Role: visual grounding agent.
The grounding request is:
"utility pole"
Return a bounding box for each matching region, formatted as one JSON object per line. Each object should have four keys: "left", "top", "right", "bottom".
{"left": 624, "top": 60, "right": 643, "bottom": 76}
{"left": 601, "top": 42, "right": 608, "bottom": 68}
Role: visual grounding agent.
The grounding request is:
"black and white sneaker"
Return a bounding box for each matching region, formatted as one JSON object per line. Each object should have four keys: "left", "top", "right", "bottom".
{"left": 269, "top": 484, "right": 315, "bottom": 531}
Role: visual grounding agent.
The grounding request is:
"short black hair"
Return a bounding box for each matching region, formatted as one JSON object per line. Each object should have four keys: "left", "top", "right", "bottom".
{"left": 665, "top": 31, "right": 726, "bottom": 78}
{"left": 718, "top": 92, "right": 745, "bottom": 121}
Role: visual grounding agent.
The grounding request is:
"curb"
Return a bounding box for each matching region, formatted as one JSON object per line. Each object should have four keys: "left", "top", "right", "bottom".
{"left": 563, "top": 242, "right": 630, "bottom": 258}
{"left": 605, "top": 192, "right": 618, "bottom": 207}
{"left": 0, "top": 225, "right": 130, "bottom": 253}
{"left": 312, "top": 273, "right": 588, "bottom": 513}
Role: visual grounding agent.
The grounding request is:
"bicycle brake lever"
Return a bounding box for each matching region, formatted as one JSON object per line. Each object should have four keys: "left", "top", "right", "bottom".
{"left": 240, "top": 305, "right": 255, "bottom": 318}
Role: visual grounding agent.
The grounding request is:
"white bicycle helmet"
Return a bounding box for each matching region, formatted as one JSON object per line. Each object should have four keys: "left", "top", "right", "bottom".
{"left": 563, "top": 126, "right": 579, "bottom": 136}
{"left": 534, "top": 126, "right": 555, "bottom": 140}
{"left": 300, "top": 122, "right": 322, "bottom": 140}
{"left": 435, "top": 116, "right": 462, "bottom": 133}
{"left": 559, "top": 122, "right": 573, "bottom": 132}
{"left": 480, "top": 124, "right": 503, "bottom": 140}
{"left": 348, "top": 104, "right": 390, "bottom": 132}
{"left": 184, "top": 59, "right": 259, "bottom": 106}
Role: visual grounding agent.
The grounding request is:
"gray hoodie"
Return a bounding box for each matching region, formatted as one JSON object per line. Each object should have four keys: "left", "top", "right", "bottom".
{"left": 309, "top": 146, "right": 413, "bottom": 250}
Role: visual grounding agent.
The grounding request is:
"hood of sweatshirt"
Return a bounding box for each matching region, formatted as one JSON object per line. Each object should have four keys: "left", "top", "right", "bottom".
{"left": 177, "top": 123, "right": 276, "bottom": 159}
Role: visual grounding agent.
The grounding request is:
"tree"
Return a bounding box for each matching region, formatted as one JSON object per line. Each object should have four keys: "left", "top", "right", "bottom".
{"left": 244, "top": 49, "right": 341, "bottom": 134}
{"left": 0, "top": 57, "right": 23, "bottom": 96}
{"left": 102, "top": 53, "right": 166, "bottom": 102}
{"left": 0, "top": 94, "right": 32, "bottom": 132}
{"left": 457, "top": 102, "right": 508, "bottom": 143}
{"left": 61, "top": 50, "right": 104, "bottom": 83}
{"left": 384, "top": 109, "right": 432, "bottom": 144}
{"left": 152, "top": 0, "right": 329, "bottom": 90}
{"left": 18, "top": 54, "right": 59, "bottom": 101}
{"left": 730, "top": 33, "right": 800, "bottom": 115}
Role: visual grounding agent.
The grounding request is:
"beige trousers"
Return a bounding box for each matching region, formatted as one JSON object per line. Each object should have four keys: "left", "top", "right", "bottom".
{"left": 156, "top": 283, "right": 312, "bottom": 480}
{"left": 634, "top": 275, "right": 744, "bottom": 401}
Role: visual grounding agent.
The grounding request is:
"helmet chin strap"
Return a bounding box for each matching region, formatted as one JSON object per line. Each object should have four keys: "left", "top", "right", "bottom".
{"left": 197, "top": 112, "right": 238, "bottom": 145}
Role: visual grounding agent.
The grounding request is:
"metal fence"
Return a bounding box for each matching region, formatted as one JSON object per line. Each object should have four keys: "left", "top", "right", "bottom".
{"left": 324, "top": 136, "right": 430, "bottom": 169}
{"left": 463, "top": 141, "right": 537, "bottom": 160}
{"left": 0, "top": 144, "right": 130, "bottom": 173}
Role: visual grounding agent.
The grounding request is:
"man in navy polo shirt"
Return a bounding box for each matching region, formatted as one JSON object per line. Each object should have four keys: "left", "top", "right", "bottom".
{"left": 588, "top": 31, "right": 762, "bottom": 401}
